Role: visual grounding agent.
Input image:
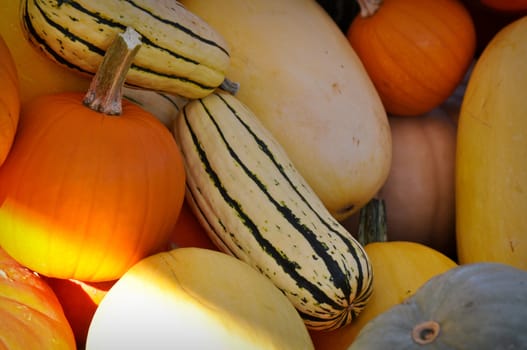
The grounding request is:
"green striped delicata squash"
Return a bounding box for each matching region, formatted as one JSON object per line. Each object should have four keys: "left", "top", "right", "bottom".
{"left": 21, "top": 0, "right": 230, "bottom": 99}
{"left": 172, "top": 90, "right": 373, "bottom": 331}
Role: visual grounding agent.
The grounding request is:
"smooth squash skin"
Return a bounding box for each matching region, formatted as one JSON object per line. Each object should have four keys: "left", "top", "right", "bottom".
{"left": 0, "top": 34, "right": 20, "bottom": 166}
{"left": 348, "top": 262, "right": 527, "bottom": 349}
{"left": 86, "top": 248, "right": 315, "bottom": 350}
{"left": 180, "top": 0, "right": 391, "bottom": 221}
{"left": 456, "top": 17, "right": 527, "bottom": 270}
{"left": 378, "top": 109, "right": 457, "bottom": 258}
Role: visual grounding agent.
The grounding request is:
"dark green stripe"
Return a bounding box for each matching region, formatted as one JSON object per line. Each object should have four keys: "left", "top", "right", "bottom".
{"left": 183, "top": 95, "right": 346, "bottom": 311}
{"left": 126, "top": 0, "right": 230, "bottom": 57}
{"left": 215, "top": 92, "right": 368, "bottom": 303}
{"left": 184, "top": 184, "right": 237, "bottom": 256}
{"left": 24, "top": 0, "right": 219, "bottom": 91}
{"left": 22, "top": 1, "right": 93, "bottom": 73}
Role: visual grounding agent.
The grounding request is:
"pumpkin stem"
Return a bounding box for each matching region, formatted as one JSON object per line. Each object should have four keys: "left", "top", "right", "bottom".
{"left": 357, "top": 198, "right": 387, "bottom": 246}
{"left": 356, "top": 0, "right": 383, "bottom": 17}
{"left": 83, "top": 27, "right": 142, "bottom": 115}
{"left": 412, "top": 320, "right": 441, "bottom": 344}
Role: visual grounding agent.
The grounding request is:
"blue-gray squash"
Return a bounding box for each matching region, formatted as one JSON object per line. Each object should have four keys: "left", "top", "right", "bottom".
{"left": 349, "top": 262, "right": 527, "bottom": 349}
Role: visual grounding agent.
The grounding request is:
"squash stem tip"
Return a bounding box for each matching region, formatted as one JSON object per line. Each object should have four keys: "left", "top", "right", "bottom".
{"left": 356, "top": 0, "right": 383, "bottom": 17}
{"left": 219, "top": 77, "right": 241, "bottom": 95}
{"left": 83, "top": 27, "right": 142, "bottom": 115}
{"left": 412, "top": 320, "right": 440, "bottom": 345}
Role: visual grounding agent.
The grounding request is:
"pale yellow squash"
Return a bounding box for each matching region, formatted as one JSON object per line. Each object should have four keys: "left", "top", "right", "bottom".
{"left": 180, "top": 0, "right": 391, "bottom": 220}
{"left": 456, "top": 16, "right": 527, "bottom": 270}
{"left": 86, "top": 248, "right": 314, "bottom": 349}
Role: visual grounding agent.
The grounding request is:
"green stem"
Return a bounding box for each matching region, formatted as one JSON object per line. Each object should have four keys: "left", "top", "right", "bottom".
{"left": 357, "top": 198, "right": 387, "bottom": 246}
{"left": 83, "top": 27, "right": 142, "bottom": 115}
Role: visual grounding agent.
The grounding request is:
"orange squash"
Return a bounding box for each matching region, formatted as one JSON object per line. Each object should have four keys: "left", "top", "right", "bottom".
{"left": 378, "top": 108, "right": 457, "bottom": 256}
{"left": 0, "top": 34, "right": 20, "bottom": 166}
{"left": 0, "top": 28, "right": 186, "bottom": 282}
{"left": 46, "top": 277, "right": 115, "bottom": 348}
{"left": 0, "top": 247, "right": 76, "bottom": 349}
{"left": 347, "top": 0, "right": 476, "bottom": 116}
{"left": 168, "top": 199, "right": 219, "bottom": 251}
{"left": 480, "top": 0, "right": 527, "bottom": 12}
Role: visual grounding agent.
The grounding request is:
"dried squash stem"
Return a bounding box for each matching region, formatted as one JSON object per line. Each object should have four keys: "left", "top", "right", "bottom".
{"left": 357, "top": 198, "right": 387, "bottom": 246}
{"left": 356, "top": 0, "right": 383, "bottom": 17}
{"left": 83, "top": 27, "right": 142, "bottom": 115}
{"left": 412, "top": 320, "right": 441, "bottom": 344}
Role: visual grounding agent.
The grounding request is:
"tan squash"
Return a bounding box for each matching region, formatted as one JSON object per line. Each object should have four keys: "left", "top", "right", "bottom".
{"left": 378, "top": 108, "right": 457, "bottom": 257}
{"left": 180, "top": 0, "right": 391, "bottom": 221}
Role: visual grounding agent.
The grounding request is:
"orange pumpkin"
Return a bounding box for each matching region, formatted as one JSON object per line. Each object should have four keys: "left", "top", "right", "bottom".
{"left": 379, "top": 108, "right": 457, "bottom": 256}
{"left": 168, "top": 199, "right": 219, "bottom": 251}
{"left": 347, "top": 0, "right": 476, "bottom": 116}
{"left": 480, "top": 0, "right": 527, "bottom": 12}
{"left": 0, "top": 34, "right": 20, "bottom": 166}
{"left": 0, "top": 247, "right": 76, "bottom": 349}
{"left": 0, "top": 28, "right": 186, "bottom": 282}
{"left": 46, "top": 277, "right": 115, "bottom": 348}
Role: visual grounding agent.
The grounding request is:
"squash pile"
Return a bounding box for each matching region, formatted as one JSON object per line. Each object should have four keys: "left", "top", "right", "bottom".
{"left": 0, "top": 0, "right": 526, "bottom": 349}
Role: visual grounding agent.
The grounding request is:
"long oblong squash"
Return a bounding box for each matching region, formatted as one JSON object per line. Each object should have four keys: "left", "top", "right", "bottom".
{"left": 21, "top": 0, "right": 230, "bottom": 99}
{"left": 172, "top": 90, "right": 373, "bottom": 331}
{"left": 180, "top": 0, "right": 391, "bottom": 221}
{"left": 456, "top": 16, "right": 527, "bottom": 270}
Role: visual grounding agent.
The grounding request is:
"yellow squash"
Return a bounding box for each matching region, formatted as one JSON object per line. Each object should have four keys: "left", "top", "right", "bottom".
{"left": 180, "top": 0, "right": 391, "bottom": 221}
{"left": 456, "top": 16, "right": 527, "bottom": 270}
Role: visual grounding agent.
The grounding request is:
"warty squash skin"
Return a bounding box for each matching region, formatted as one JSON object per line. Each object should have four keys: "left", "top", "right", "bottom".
{"left": 349, "top": 262, "right": 527, "bottom": 349}
{"left": 86, "top": 248, "right": 315, "bottom": 350}
{"left": 456, "top": 16, "right": 527, "bottom": 270}
{"left": 180, "top": 0, "right": 392, "bottom": 221}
